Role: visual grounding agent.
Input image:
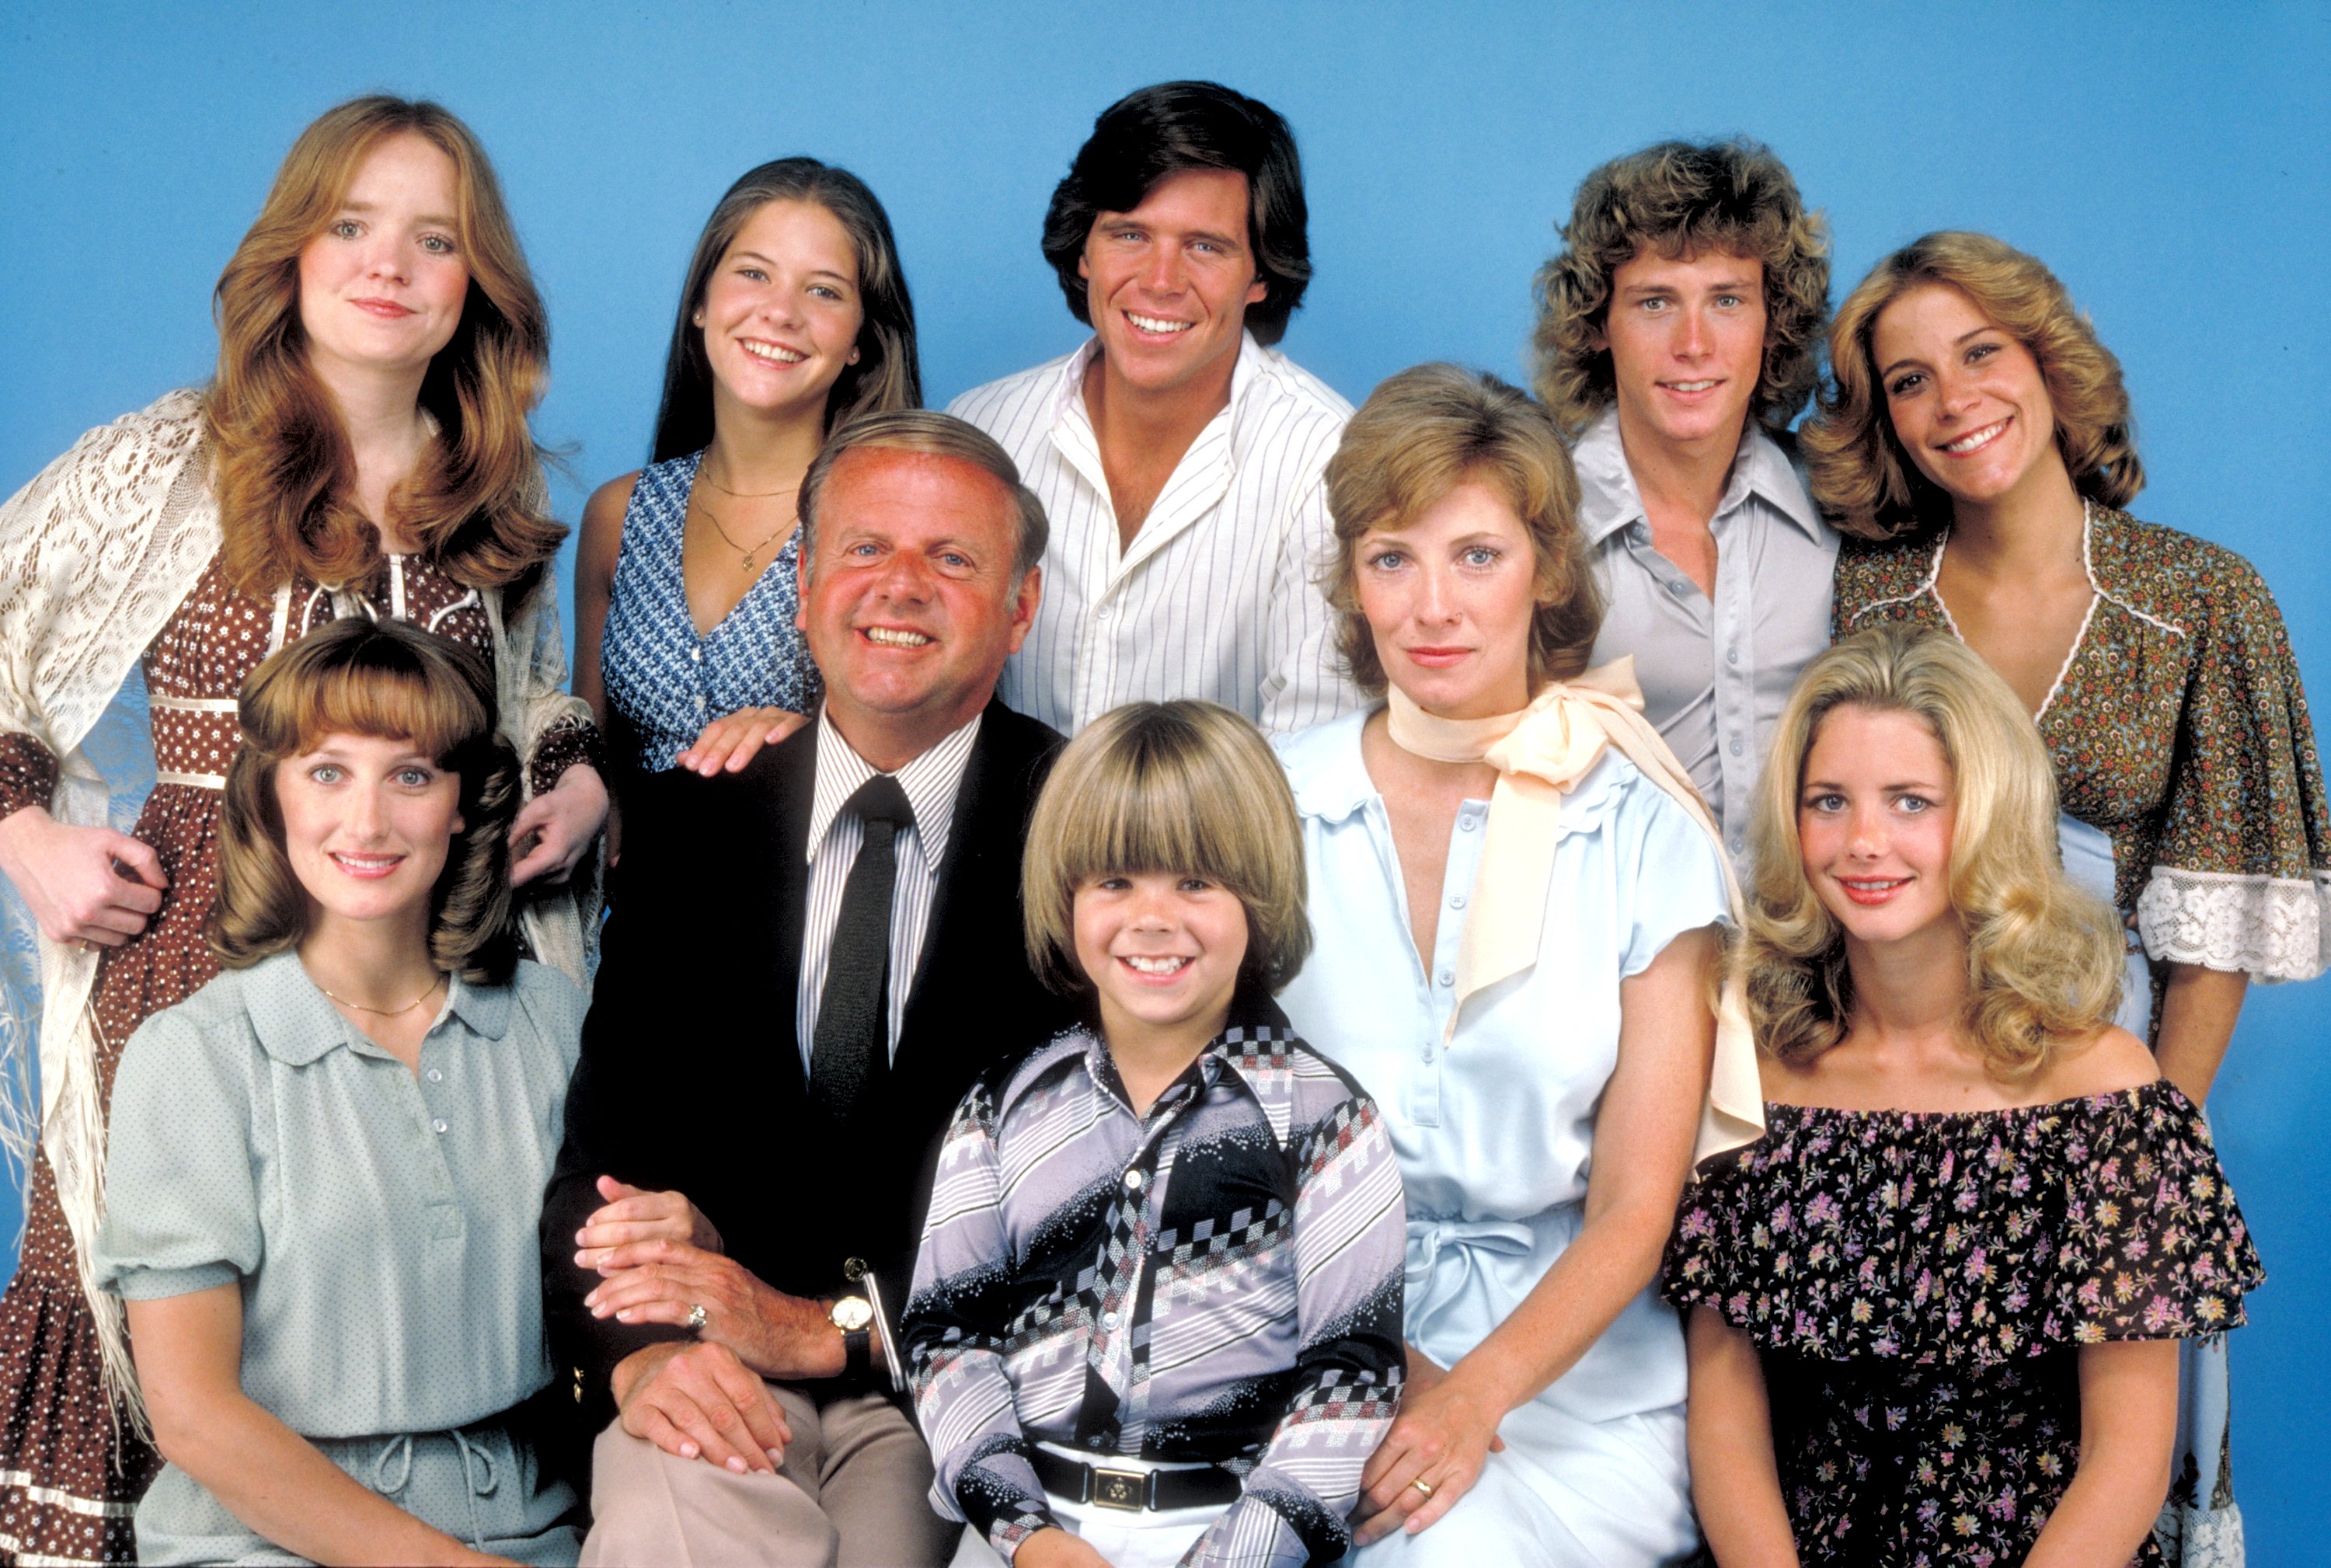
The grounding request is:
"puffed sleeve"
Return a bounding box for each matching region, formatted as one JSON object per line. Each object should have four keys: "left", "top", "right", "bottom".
{"left": 0, "top": 733, "right": 59, "bottom": 820}
{"left": 1618, "top": 769, "right": 1733, "bottom": 978}
{"left": 90, "top": 1006, "right": 263, "bottom": 1301}
{"left": 2047, "top": 1085, "right": 2265, "bottom": 1343}
{"left": 2134, "top": 552, "right": 2331, "bottom": 981}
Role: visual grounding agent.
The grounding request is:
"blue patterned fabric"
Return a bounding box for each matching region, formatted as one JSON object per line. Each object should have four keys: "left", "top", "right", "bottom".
{"left": 601, "top": 449, "right": 821, "bottom": 774}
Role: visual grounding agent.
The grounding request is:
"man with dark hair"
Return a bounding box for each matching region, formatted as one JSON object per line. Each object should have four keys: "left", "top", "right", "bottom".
{"left": 950, "top": 80, "right": 1359, "bottom": 736}
{"left": 1531, "top": 139, "right": 1839, "bottom": 874}
{"left": 545, "top": 411, "right": 1075, "bottom": 1566}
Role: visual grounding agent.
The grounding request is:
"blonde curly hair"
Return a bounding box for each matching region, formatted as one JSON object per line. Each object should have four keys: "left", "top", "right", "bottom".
{"left": 1530, "top": 139, "right": 1830, "bottom": 438}
{"left": 1740, "top": 627, "right": 2124, "bottom": 1077}
{"left": 1801, "top": 231, "right": 2143, "bottom": 540}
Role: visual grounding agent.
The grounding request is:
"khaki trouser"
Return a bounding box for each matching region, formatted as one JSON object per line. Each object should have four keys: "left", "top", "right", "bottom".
{"left": 580, "top": 1382, "right": 959, "bottom": 1567}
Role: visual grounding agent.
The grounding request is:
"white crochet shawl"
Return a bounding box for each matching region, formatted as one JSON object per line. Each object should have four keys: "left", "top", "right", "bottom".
{"left": 0, "top": 389, "right": 595, "bottom": 1427}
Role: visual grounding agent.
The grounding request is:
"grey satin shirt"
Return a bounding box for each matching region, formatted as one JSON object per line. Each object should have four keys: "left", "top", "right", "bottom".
{"left": 1573, "top": 408, "right": 1838, "bottom": 871}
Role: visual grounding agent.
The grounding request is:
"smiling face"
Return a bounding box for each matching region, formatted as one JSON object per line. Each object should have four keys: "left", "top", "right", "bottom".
{"left": 274, "top": 730, "right": 463, "bottom": 938}
{"left": 1797, "top": 704, "right": 1960, "bottom": 951}
{"left": 797, "top": 448, "right": 1039, "bottom": 763}
{"left": 1599, "top": 247, "right": 1768, "bottom": 455}
{"left": 296, "top": 132, "right": 471, "bottom": 389}
{"left": 695, "top": 198, "right": 865, "bottom": 427}
{"left": 1074, "top": 869, "right": 1249, "bottom": 1055}
{"left": 1355, "top": 479, "right": 1541, "bottom": 720}
{"left": 1078, "top": 167, "right": 1268, "bottom": 406}
{"left": 1873, "top": 283, "right": 2068, "bottom": 515}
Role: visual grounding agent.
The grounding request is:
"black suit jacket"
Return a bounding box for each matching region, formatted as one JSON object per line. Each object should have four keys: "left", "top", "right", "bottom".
{"left": 542, "top": 701, "right": 1071, "bottom": 1427}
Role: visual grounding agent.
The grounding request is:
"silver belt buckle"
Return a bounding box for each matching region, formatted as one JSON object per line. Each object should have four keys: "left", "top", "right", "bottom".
{"left": 1089, "top": 1465, "right": 1150, "bottom": 1511}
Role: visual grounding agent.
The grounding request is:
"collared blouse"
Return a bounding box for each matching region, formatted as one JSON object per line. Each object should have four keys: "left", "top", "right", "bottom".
{"left": 1273, "top": 709, "right": 1729, "bottom": 1427}
{"left": 1571, "top": 407, "right": 1839, "bottom": 871}
{"left": 92, "top": 950, "right": 583, "bottom": 1437}
{"left": 904, "top": 1009, "right": 1407, "bottom": 1567}
{"left": 949, "top": 331, "right": 1361, "bottom": 736}
{"left": 1835, "top": 504, "right": 2331, "bottom": 982}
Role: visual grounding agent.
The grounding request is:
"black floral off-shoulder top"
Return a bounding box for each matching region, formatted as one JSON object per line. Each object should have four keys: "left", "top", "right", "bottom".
{"left": 1663, "top": 1082, "right": 2262, "bottom": 1567}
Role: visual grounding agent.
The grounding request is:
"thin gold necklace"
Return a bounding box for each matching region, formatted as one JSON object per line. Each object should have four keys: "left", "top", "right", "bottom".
{"left": 689, "top": 493, "right": 794, "bottom": 573}
{"left": 319, "top": 974, "right": 444, "bottom": 1019}
{"left": 695, "top": 466, "right": 798, "bottom": 500}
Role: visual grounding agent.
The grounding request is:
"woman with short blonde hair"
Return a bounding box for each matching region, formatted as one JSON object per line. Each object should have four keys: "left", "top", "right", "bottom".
{"left": 1808, "top": 235, "right": 2330, "bottom": 1560}
{"left": 1666, "top": 626, "right": 2263, "bottom": 1568}
{"left": 1276, "top": 362, "right": 1758, "bottom": 1563}
{"left": 0, "top": 96, "right": 601, "bottom": 1554}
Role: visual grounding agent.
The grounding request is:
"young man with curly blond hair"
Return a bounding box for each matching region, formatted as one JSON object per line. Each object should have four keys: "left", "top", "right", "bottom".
{"left": 1531, "top": 139, "right": 1835, "bottom": 873}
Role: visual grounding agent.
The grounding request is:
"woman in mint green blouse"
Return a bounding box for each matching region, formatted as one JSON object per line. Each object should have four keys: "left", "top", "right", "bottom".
{"left": 92, "top": 616, "right": 584, "bottom": 1566}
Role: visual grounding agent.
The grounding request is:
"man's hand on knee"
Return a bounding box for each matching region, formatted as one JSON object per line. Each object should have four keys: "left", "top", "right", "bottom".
{"left": 612, "top": 1341, "right": 792, "bottom": 1475}
{"left": 587, "top": 1240, "right": 846, "bottom": 1382}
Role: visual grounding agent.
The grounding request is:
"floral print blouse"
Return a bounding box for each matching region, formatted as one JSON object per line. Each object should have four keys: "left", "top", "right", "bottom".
{"left": 1664, "top": 1083, "right": 2262, "bottom": 1566}
{"left": 1834, "top": 504, "right": 2331, "bottom": 984}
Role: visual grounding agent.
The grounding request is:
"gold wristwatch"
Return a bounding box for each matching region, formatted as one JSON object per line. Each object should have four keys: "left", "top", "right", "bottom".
{"left": 831, "top": 1260, "right": 876, "bottom": 1383}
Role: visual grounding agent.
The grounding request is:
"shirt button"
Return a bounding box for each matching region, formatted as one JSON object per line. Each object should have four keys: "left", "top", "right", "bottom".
{"left": 431, "top": 1118, "right": 448, "bottom": 1135}
{"left": 1670, "top": 580, "right": 1689, "bottom": 595}
{"left": 1731, "top": 838, "right": 1745, "bottom": 855}
{"left": 1122, "top": 1168, "right": 1145, "bottom": 1192}
{"left": 1458, "top": 815, "right": 1479, "bottom": 833}
{"left": 1726, "top": 648, "right": 1739, "bottom": 665}
{"left": 1102, "top": 1312, "right": 1120, "bottom": 1331}
{"left": 1631, "top": 523, "right": 1649, "bottom": 543}
{"left": 1730, "top": 739, "right": 1744, "bottom": 756}
{"left": 692, "top": 647, "right": 703, "bottom": 664}
{"left": 1437, "top": 970, "right": 1455, "bottom": 988}
{"left": 426, "top": 1068, "right": 442, "bottom": 1083}
{"left": 1448, "top": 893, "right": 1466, "bottom": 909}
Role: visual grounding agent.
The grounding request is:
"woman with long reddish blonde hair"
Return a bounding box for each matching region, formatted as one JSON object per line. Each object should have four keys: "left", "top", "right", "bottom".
{"left": 0, "top": 96, "right": 602, "bottom": 1559}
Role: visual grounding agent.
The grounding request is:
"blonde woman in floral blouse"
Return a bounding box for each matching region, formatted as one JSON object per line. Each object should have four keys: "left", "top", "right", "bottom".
{"left": 1666, "top": 627, "right": 2262, "bottom": 1568}
{"left": 0, "top": 97, "right": 602, "bottom": 1562}
{"left": 1804, "top": 231, "right": 2328, "bottom": 1566}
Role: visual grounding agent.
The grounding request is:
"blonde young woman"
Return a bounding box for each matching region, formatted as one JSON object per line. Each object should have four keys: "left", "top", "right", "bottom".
{"left": 1665, "top": 627, "right": 2262, "bottom": 1568}
{"left": 0, "top": 97, "right": 601, "bottom": 1559}
{"left": 1803, "top": 232, "right": 2329, "bottom": 1563}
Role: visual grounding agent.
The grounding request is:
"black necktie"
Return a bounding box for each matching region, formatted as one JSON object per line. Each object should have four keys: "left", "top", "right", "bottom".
{"left": 810, "top": 774, "right": 915, "bottom": 1121}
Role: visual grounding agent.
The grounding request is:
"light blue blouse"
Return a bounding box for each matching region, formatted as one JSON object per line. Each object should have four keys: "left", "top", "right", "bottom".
{"left": 1274, "top": 709, "right": 1729, "bottom": 1428}
{"left": 92, "top": 951, "right": 585, "bottom": 1563}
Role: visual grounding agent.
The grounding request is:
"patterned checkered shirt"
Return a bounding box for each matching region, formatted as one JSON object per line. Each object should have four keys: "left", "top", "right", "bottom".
{"left": 904, "top": 1008, "right": 1407, "bottom": 1566}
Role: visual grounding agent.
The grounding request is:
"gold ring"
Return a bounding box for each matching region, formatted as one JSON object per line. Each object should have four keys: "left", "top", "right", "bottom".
{"left": 1411, "top": 1478, "right": 1435, "bottom": 1499}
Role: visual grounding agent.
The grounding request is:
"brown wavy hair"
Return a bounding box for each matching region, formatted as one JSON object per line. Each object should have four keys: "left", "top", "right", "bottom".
{"left": 1530, "top": 139, "right": 1831, "bottom": 438}
{"left": 206, "top": 96, "right": 563, "bottom": 603}
{"left": 1801, "top": 231, "right": 2144, "bottom": 540}
{"left": 650, "top": 157, "right": 922, "bottom": 463}
{"left": 211, "top": 616, "right": 521, "bottom": 984}
{"left": 1322, "top": 364, "right": 1600, "bottom": 698}
{"left": 1739, "top": 627, "right": 2124, "bottom": 1078}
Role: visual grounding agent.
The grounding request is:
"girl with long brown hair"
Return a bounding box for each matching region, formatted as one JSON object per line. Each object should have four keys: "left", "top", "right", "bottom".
{"left": 573, "top": 157, "right": 920, "bottom": 817}
{"left": 0, "top": 96, "right": 603, "bottom": 1560}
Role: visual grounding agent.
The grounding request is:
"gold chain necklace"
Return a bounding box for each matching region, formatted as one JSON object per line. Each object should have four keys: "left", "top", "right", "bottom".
{"left": 689, "top": 493, "right": 795, "bottom": 573}
{"left": 319, "top": 974, "right": 444, "bottom": 1019}
{"left": 695, "top": 467, "right": 798, "bottom": 500}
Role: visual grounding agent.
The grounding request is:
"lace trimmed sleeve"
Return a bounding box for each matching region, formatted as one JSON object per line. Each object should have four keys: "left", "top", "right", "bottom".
{"left": 2134, "top": 549, "right": 2331, "bottom": 981}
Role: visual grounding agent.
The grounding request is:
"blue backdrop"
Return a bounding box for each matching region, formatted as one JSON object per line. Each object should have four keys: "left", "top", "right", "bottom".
{"left": 3, "top": 2, "right": 2325, "bottom": 1558}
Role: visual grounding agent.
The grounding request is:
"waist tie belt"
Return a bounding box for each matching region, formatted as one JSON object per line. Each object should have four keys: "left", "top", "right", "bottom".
{"left": 150, "top": 695, "right": 238, "bottom": 789}
{"left": 1404, "top": 1213, "right": 1552, "bottom": 1354}
{"left": 362, "top": 1425, "right": 503, "bottom": 1549}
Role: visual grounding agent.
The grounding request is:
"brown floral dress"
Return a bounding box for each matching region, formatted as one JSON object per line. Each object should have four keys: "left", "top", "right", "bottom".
{"left": 0, "top": 556, "right": 594, "bottom": 1565}
{"left": 1664, "top": 1084, "right": 2263, "bottom": 1567}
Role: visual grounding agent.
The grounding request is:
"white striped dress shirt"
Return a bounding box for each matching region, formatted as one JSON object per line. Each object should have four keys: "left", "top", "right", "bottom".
{"left": 793, "top": 709, "right": 982, "bottom": 1073}
{"left": 948, "top": 332, "right": 1364, "bottom": 735}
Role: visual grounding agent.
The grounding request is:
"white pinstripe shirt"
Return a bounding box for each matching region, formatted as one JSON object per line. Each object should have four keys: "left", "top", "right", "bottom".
{"left": 948, "top": 332, "right": 1364, "bottom": 735}
{"left": 793, "top": 709, "right": 983, "bottom": 1072}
